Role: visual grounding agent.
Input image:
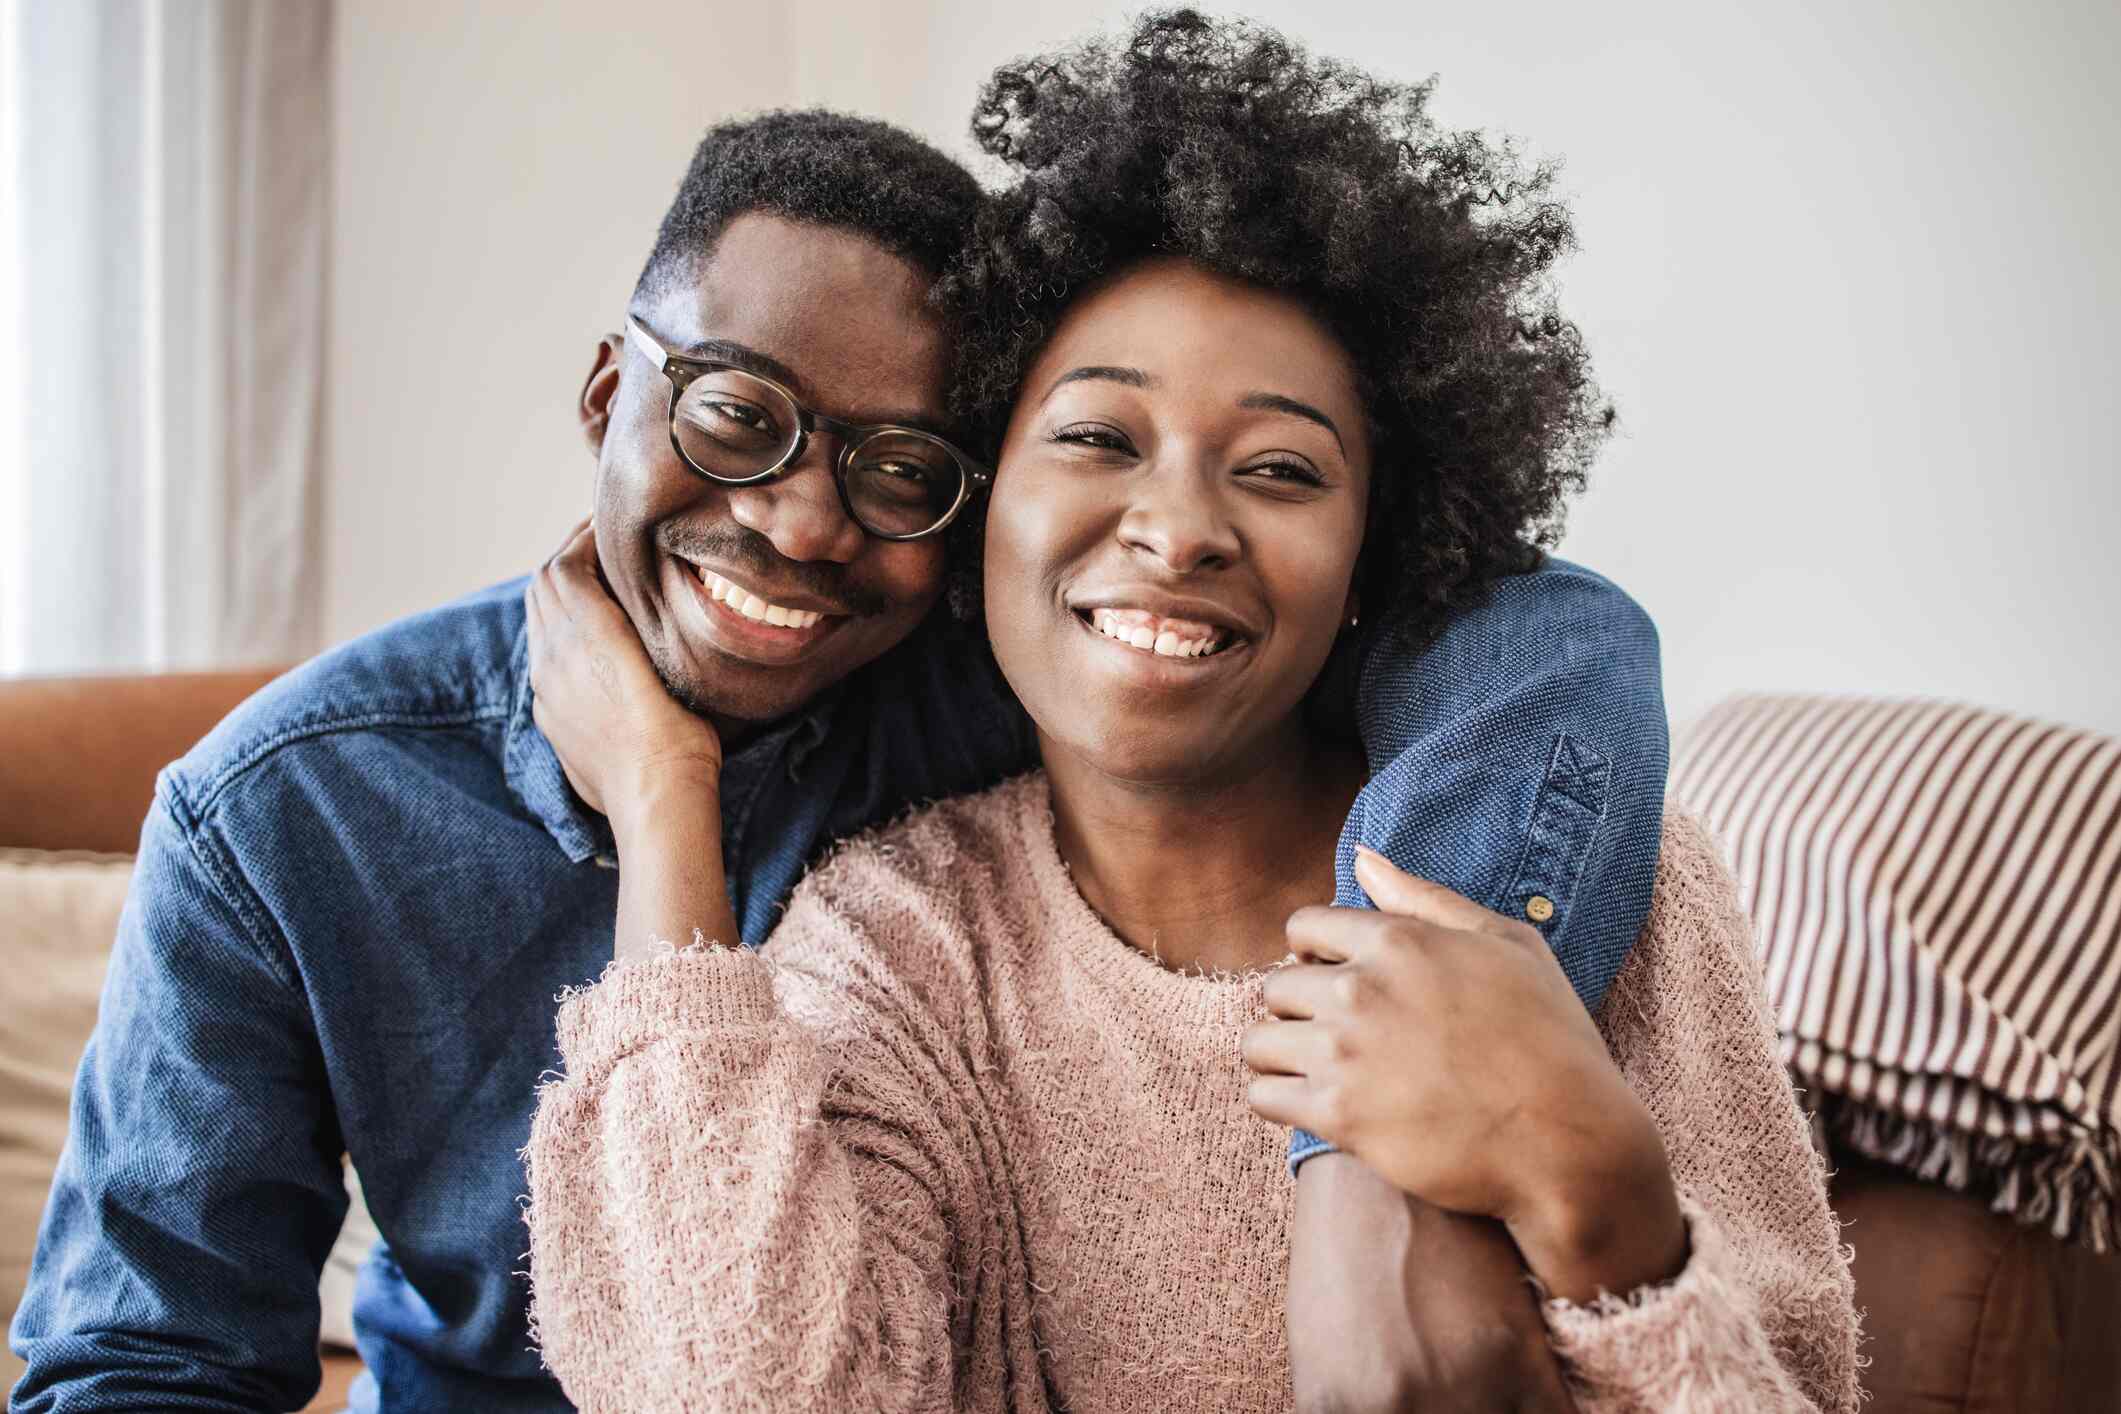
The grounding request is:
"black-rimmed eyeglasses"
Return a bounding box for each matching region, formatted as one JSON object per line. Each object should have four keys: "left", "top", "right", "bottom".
{"left": 626, "top": 317, "right": 990, "bottom": 542}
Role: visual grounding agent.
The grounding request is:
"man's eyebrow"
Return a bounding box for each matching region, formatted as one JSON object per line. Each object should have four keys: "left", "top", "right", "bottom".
{"left": 680, "top": 337, "right": 802, "bottom": 389}
{"left": 1045, "top": 365, "right": 1157, "bottom": 399}
{"left": 1238, "top": 391, "right": 1344, "bottom": 453}
{"left": 679, "top": 337, "right": 952, "bottom": 436}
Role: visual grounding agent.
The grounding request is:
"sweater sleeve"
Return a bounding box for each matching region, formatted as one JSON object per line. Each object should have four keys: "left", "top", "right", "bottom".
{"left": 523, "top": 898, "right": 1044, "bottom": 1414}
{"left": 1538, "top": 814, "right": 1863, "bottom": 1414}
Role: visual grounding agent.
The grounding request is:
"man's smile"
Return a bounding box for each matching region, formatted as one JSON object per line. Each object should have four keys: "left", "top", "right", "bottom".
{"left": 669, "top": 555, "right": 851, "bottom": 666}
{"left": 694, "top": 566, "right": 837, "bottom": 628}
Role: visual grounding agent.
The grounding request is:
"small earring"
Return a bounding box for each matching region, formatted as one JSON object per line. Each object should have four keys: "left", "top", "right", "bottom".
{"left": 1347, "top": 614, "right": 1360, "bottom": 628}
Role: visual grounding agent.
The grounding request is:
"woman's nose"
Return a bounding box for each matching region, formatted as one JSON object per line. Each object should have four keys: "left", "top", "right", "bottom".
{"left": 723, "top": 440, "right": 866, "bottom": 566}
{"left": 1115, "top": 462, "right": 1241, "bottom": 574}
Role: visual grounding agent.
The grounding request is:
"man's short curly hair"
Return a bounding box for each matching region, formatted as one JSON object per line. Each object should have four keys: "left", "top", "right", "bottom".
{"left": 938, "top": 10, "right": 1613, "bottom": 645}
{"left": 635, "top": 110, "right": 982, "bottom": 305}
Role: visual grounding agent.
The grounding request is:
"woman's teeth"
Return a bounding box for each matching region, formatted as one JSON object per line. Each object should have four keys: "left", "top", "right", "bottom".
{"left": 698, "top": 569, "right": 824, "bottom": 629}
{"left": 1088, "top": 607, "right": 1227, "bottom": 659}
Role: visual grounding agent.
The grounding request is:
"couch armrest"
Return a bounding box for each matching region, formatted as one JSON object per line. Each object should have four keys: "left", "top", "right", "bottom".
{"left": 1832, "top": 1154, "right": 2121, "bottom": 1412}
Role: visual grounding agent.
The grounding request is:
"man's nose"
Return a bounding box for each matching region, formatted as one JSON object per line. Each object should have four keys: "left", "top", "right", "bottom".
{"left": 723, "top": 438, "right": 866, "bottom": 566}
{"left": 1115, "top": 459, "right": 1241, "bottom": 575}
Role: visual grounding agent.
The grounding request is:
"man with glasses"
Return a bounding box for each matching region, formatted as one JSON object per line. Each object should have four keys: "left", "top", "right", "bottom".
{"left": 626, "top": 315, "right": 988, "bottom": 543}
{"left": 13, "top": 111, "right": 1668, "bottom": 1412}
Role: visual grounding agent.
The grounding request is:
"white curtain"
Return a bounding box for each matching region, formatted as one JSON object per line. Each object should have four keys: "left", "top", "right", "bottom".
{"left": 0, "top": 0, "right": 329, "bottom": 675}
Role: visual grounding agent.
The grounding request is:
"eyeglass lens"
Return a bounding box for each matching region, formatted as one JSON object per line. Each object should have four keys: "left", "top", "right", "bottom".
{"left": 673, "top": 369, "right": 963, "bottom": 537}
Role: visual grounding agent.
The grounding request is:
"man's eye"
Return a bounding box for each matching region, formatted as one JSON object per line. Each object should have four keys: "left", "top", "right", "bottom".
{"left": 707, "top": 401, "right": 767, "bottom": 429}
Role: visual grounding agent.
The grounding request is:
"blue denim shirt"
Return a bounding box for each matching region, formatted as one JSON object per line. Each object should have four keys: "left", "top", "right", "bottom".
{"left": 10, "top": 558, "right": 1664, "bottom": 1412}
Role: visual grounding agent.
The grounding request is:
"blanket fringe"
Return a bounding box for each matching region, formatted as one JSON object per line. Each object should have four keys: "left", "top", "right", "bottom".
{"left": 1812, "top": 1094, "right": 2116, "bottom": 1254}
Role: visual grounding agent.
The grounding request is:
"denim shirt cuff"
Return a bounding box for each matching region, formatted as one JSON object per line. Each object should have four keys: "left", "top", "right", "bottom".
{"left": 1286, "top": 1128, "right": 1336, "bottom": 1175}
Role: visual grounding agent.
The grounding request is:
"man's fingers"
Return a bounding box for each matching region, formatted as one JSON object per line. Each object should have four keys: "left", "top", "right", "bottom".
{"left": 1352, "top": 847, "right": 1509, "bottom": 936}
{"left": 1239, "top": 1018, "right": 1331, "bottom": 1077}
{"left": 1245, "top": 1074, "right": 1317, "bottom": 1130}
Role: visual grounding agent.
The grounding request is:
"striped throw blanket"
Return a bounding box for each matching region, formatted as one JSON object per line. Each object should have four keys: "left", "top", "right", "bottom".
{"left": 1674, "top": 693, "right": 2120, "bottom": 1250}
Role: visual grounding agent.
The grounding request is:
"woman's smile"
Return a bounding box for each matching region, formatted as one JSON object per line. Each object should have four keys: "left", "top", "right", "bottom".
{"left": 1070, "top": 602, "right": 1255, "bottom": 680}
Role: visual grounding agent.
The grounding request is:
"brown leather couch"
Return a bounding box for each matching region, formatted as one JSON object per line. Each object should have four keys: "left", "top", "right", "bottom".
{"left": 3, "top": 670, "right": 2118, "bottom": 1413}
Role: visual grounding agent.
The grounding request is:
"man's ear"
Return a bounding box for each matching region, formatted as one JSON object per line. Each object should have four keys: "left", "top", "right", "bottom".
{"left": 579, "top": 332, "right": 625, "bottom": 456}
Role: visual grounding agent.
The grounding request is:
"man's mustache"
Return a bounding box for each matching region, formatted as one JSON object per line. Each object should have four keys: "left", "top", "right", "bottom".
{"left": 656, "top": 521, "right": 891, "bottom": 618}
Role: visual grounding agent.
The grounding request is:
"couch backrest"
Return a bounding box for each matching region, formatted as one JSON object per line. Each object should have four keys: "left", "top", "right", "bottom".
{"left": 0, "top": 670, "right": 285, "bottom": 854}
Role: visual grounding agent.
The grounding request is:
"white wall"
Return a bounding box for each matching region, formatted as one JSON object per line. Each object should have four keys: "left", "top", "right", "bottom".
{"left": 324, "top": 0, "right": 790, "bottom": 646}
{"left": 328, "top": 0, "right": 2120, "bottom": 736}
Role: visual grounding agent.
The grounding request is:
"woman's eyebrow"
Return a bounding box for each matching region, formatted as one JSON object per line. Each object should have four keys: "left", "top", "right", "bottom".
{"left": 1044, "top": 365, "right": 1156, "bottom": 399}
{"left": 1042, "top": 366, "right": 1344, "bottom": 453}
{"left": 1238, "top": 391, "right": 1343, "bottom": 453}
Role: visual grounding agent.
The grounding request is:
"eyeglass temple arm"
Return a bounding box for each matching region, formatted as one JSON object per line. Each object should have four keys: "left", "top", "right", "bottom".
{"left": 623, "top": 316, "right": 667, "bottom": 369}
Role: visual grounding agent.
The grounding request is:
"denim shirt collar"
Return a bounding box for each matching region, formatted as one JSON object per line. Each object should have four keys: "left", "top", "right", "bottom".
{"left": 500, "top": 625, "right": 840, "bottom": 866}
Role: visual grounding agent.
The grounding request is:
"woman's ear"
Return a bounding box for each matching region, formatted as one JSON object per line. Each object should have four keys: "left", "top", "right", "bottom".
{"left": 578, "top": 333, "right": 626, "bottom": 456}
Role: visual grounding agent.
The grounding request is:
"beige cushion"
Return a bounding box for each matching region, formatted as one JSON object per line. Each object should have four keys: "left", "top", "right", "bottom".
{"left": 0, "top": 850, "right": 377, "bottom": 1386}
{"left": 0, "top": 849, "right": 130, "bottom": 1390}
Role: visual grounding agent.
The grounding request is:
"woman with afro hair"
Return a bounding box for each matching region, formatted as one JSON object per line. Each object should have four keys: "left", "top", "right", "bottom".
{"left": 521, "top": 11, "right": 1862, "bottom": 1412}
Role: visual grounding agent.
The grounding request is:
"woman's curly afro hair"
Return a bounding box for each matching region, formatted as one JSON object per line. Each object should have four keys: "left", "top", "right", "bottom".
{"left": 937, "top": 9, "right": 1613, "bottom": 646}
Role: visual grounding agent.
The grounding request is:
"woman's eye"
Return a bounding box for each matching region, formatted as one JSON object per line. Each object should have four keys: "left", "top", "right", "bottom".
{"left": 1241, "top": 460, "right": 1326, "bottom": 488}
{"left": 1050, "top": 423, "right": 1133, "bottom": 453}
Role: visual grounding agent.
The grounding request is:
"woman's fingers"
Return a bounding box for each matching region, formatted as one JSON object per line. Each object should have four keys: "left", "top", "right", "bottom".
{"left": 1262, "top": 961, "right": 1351, "bottom": 1020}
{"left": 1239, "top": 1018, "right": 1332, "bottom": 1076}
{"left": 546, "top": 515, "right": 592, "bottom": 562}
{"left": 524, "top": 568, "right": 556, "bottom": 671}
{"left": 1284, "top": 904, "right": 1396, "bottom": 964}
{"left": 544, "top": 520, "right": 607, "bottom": 609}
{"left": 1244, "top": 1073, "right": 1318, "bottom": 1130}
{"left": 1353, "top": 847, "right": 1514, "bottom": 937}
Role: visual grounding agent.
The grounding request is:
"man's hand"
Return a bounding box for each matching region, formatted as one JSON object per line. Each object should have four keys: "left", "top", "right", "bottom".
{"left": 1289, "top": 1154, "right": 1578, "bottom": 1413}
{"left": 1244, "top": 848, "right": 1688, "bottom": 1304}
{"left": 525, "top": 518, "right": 724, "bottom": 824}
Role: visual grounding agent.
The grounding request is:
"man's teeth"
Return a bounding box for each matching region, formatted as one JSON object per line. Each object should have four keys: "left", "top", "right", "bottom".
{"left": 698, "top": 569, "right": 824, "bottom": 629}
{"left": 1088, "top": 607, "right": 1228, "bottom": 659}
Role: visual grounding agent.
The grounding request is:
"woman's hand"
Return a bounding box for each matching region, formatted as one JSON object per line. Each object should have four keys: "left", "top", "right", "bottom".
{"left": 524, "top": 519, "right": 724, "bottom": 828}
{"left": 528, "top": 520, "right": 740, "bottom": 958}
{"left": 1243, "top": 848, "right": 1688, "bottom": 1304}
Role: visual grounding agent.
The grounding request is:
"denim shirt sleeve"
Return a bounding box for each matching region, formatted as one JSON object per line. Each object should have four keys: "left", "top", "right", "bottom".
{"left": 1287, "top": 559, "right": 1669, "bottom": 1171}
{"left": 9, "top": 786, "right": 349, "bottom": 1411}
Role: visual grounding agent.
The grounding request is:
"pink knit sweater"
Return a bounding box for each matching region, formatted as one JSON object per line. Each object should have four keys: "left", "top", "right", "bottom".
{"left": 525, "top": 774, "right": 1862, "bottom": 1413}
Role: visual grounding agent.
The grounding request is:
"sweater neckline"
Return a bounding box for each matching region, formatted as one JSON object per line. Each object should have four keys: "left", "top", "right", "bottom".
{"left": 1010, "top": 772, "right": 1274, "bottom": 1030}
